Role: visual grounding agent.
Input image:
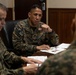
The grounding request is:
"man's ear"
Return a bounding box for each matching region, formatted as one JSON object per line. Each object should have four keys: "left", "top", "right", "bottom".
{"left": 71, "top": 18, "right": 76, "bottom": 40}
{"left": 28, "top": 12, "right": 31, "bottom": 18}
{"left": 71, "top": 19, "right": 75, "bottom": 35}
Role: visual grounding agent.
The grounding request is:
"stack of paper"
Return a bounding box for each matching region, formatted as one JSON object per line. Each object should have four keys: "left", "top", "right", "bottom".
{"left": 40, "top": 43, "right": 70, "bottom": 54}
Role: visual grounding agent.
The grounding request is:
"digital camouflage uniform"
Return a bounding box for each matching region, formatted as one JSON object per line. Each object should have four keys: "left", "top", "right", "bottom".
{"left": 36, "top": 40, "right": 76, "bottom": 75}
{"left": 12, "top": 19, "right": 59, "bottom": 56}
{"left": 0, "top": 37, "right": 25, "bottom": 75}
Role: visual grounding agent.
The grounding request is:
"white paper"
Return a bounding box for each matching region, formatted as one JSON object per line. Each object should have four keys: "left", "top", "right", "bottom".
{"left": 57, "top": 43, "right": 70, "bottom": 49}
{"left": 40, "top": 43, "right": 70, "bottom": 54}
{"left": 27, "top": 56, "right": 47, "bottom": 66}
{"left": 27, "top": 64, "right": 41, "bottom": 67}
{"left": 27, "top": 56, "right": 47, "bottom": 62}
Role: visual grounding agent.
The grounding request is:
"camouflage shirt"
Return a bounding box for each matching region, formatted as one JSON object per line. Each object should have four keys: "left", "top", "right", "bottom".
{"left": 0, "top": 37, "right": 25, "bottom": 75}
{"left": 12, "top": 19, "right": 59, "bottom": 56}
{"left": 36, "top": 40, "right": 76, "bottom": 75}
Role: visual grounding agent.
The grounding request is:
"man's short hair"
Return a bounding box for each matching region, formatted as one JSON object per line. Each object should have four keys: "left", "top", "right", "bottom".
{"left": 0, "top": 3, "right": 8, "bottom": 12}
{"left": 29, "top": 4, "right": 42, "bottom": 12}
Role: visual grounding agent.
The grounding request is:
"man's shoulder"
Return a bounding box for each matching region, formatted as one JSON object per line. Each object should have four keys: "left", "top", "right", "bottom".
{"left": 16, "top": 19, "right": 28, "bottom": 27}
{"left": 18, "top": 19, "right": 27, "bottom": 24}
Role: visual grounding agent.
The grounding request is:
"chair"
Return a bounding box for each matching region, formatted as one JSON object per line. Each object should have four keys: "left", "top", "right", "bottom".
{"left": 1, "top": 20, "right": 19, "bottom": 52}
{"left": 0, "top": 20, "right": 24, "bottom": 69}
{"left": 1, "top": 20, "right": 33, "bottom": 56}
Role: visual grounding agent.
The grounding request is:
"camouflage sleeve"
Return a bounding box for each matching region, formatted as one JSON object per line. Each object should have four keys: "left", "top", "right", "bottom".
{"left": 37, "top": 45, "right": 76, "bottom": 75}
{"left": 12, "top": 22, "right": 37, "bottom": 55}
{"left": 3, "top": 50, "right": 24, "bottom": 68}
{"left": 0, "top": 68, "right": 24, "bottom": 75}
{"left": 37, "top": 56, "right": 69, "bottom": 75}
{"left": 46, "top": 30, "right": 59, "bottom": 46}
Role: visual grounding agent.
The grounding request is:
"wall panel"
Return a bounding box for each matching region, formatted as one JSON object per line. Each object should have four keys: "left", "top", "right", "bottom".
{"left": 48, "top": 8, "right": 76, "bottom": 43}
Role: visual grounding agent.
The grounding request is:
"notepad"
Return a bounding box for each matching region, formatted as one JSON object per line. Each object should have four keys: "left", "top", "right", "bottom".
{"left": 40, "top": 43, "right": 70, "bottom": 54}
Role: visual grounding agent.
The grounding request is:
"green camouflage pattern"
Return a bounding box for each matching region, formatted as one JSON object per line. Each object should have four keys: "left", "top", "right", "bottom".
{"left": 37, "top": 40, "right": 76, "bottom": 75}
{"left": 12, "top": 19, "right": 59, "bottom": 56}
{"left": 0, "top": 37, "right": 24, "bottom": 75}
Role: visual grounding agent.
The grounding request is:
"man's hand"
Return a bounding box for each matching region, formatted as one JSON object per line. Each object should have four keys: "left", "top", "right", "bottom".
{"left": 39, "top": 24, "right": 52, "bottom": 32}
{"left": 23, "top": 64, "right": 38, "bottom": 74}
{"left": 21, "top": 57, "right": 42, "bottom": 64}
{"left": 36, "top": 44, "right": 50, "bottom": 50}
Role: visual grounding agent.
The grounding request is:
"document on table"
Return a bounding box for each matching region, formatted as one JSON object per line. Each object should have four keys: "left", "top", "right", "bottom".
{"left": 27, "top": 56, "right": 47, "bottom": 66}
{"left": 40, "top": 43, "right": 70, "bottom": 54}
{"left": 27, "top": 56, "right": 47, "bottom": 62}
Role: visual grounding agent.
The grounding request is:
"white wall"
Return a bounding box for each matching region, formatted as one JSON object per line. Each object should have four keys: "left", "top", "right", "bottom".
{"left": 0, "top": 0, "right": 14, "bottom": 8}
{"left": 47, "top": 0, "right": 76, "bottom": 8}
{"left": 1, "top": 0, "right": 76, "bottom": 9}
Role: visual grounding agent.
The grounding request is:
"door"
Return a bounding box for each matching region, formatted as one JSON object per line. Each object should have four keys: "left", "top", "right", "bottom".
{"left": 15, "top": 0, "right": 46, "bottom": 23}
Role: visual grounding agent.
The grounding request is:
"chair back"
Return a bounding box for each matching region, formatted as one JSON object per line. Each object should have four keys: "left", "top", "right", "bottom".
{"left": 1, "top": 20, "right": 19, "bottom": 51}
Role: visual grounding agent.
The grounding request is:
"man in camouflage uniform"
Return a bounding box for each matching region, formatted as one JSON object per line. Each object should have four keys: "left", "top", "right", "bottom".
{"left": 12, "top": 4, "right": 59, "bottom": 56}
{"left": 36, "top": 17, "right": 76, "bottom": 75}
{"left": 0, "top": 3, "right": 42, "bottom": 75}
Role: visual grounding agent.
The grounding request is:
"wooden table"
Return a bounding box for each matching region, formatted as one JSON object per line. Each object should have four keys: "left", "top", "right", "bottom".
{"left": 33, "top": 51, "right": 53, "bottom": 57}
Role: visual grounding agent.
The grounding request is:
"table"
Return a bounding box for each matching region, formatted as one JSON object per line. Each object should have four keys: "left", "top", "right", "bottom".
{"left": 33, "top": 51, "right": 54, "bottom": 57}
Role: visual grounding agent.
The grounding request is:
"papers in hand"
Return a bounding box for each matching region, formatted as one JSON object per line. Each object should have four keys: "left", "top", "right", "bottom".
{"left": 27, "top": 56, "right": 47, "bottom": 66}
{"left": 40, "top": 43, "right": 70, "bottom": 54}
